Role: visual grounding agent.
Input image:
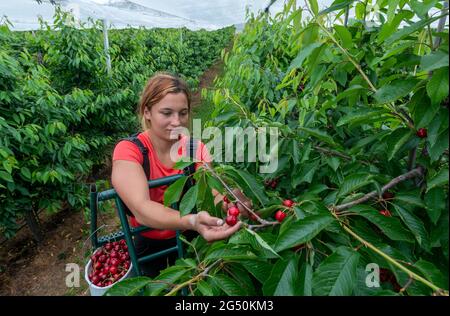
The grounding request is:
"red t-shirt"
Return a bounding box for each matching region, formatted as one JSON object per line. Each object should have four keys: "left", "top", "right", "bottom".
{"left": 112, "top": 131, "right": 212, "bottom": 239}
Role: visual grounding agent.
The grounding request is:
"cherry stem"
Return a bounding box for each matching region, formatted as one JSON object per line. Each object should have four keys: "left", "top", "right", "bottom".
{"left": 202, "top": 163, "right": 268, "bottom": 224}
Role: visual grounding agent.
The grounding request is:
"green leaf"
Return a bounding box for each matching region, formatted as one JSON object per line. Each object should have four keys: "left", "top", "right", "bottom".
{"left": 349, "top": 205, "right": 415, "bottom": 243}
{"left": 337, "top": 173, "right": 373, "bottom": 198}
{"left": 292, "top": 159, "right": 320, "bottom": 186}
{"left": 373, "top": 79, "right": 417, "bottom": 104}
{"left": 427, "top": 67, "right": 449, "bottom": 105}
{"left": 147, "top": 266, "right": 190, "bottom": 296}
{"left": 274, "top": 214, "right": 334, "bottom": 252}
{"left": 196, "top": 280, "right": 214, "bottom": 296}
{"left": 179, "top": 184, "right": 198, "bottom": 216}
{"left": 299, "top": 127, "right": 336, "bottom": 146}
{"left": 20, "top": 167, "right": 31, "bottom": 180}
{"left": 420, "top": 51, "right": 449, "bottom": 72}
{"left": 355, "top": 2, "right": 365, "bottom": 20}
{"left": 385, "top": 15, "right": 442, "bottom": 45}
{"left": 426, "top": 168, "right": 449, "bottom": 192}
{"left": 386, "top": 128, "right": 413, "bottom": 161}
{"left": 105, "top": 277, "right": 152, "bottom": 296}
{"left": 326, "top": 156, "right": 340, "bottom": 172}
{"left": 205, "top": 246, "right": 257, "bottom": 261}
{"left": 409, "top": 0, "right": 440, "bottom": 18}
{"left": 262, "top": 257, "right": 299, "bottom": 295}
{"left": 211, "top": 274, "right": 247, "bottom": 296}
{"left": 0, "top": 171, "right": 13, "bottom": 183}
{"left": 336, "top": 108, "right": 390, "bottom": 127}
{"left": 225, "top": 167, "right": 269, "bottom": 207}
{"left": 393, "top": 191, "right": 426, "bottom": 208}
{"left": 245, "top": 228, "right": 281, "bottom": 259}
{"left": 312, "top": 246, "right": 360, "bottom": 296}
{"left": 240, "top": 259, "right": 273, "bottom": 284}
{"left": 163, "top": 176, "right": 188, "bottom": 206}
{"left": 173, "top": 159, "right": 193, "bottom": 170}
{"left": 298, "top": 263, "right": 313, "bottom": 296}
{"left": 413, "top": 259, "right": 448, "bottom": 290}
{"left": 393, "top": 205, "right": 430, "bottom": 251}
{"left": 424, "top": 187, "right": 445, "bottom": 225}
{"left": 308, "top": 0, "right": 319, "bottom": 15}
{"left": 334, "top": 25, "right": 352, "bottom": 49}
{"left": 287, "top": 42, "right": 323, "bottom": 72}
{"left": 206, "top": 174, "right": 223, "bottom": 192}
{"left": 319, "top": 0, "right": 356, "bottom": 16}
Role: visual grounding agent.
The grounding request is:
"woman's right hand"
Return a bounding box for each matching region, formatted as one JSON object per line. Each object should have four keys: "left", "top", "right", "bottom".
{"left": 190, "top": 211, "right": 241, "bottom": 242}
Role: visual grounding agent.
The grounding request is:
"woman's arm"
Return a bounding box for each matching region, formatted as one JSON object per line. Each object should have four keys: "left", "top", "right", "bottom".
{"left": 112, "top": 160, "right": 241, "bottom": 241}
{"left": 112, "top": 160, "right": 194, "bottom": 230}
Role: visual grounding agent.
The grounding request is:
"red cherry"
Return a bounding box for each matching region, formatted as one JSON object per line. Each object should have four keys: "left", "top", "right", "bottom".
{"left": 111, "top": 258, "right": 120, "bottom": 267}
{"left": 226, "top": 215, "right": 238, "bottom": 226}
{"left": 114, "top": 245, "right": 120, "bottom": 252}
{"left": 270, "top": 180, "right": 278, "bottom": 189}
{"left": 416, "top": 128, "right": 427, "bottom": 138}
{"left": 98, "top": 255, "right": 106, "bottom": 263}
{"left": 91, "top": 275, "right": 100, "bottom": 284}
{"left": 94, "top": 262, "right": 102, "bottom": 270}
{"left": 228, "top": 206, "right": 240, "bottom": 216}
{"left": 109, "top": 266, "right": 118, "bottom": 274}
{"left": 282, "top": 199, "right": 294, "bottom": 207}
{"left": 104, "top": 243, "right": 112, "bottom": 251}
{"left": 110, "top": 251, "right": 118, "bottom": 259}
{"left": 379, "top": 210, "right": 392, "bottom": 217}
{"left": 275, "top": 210, "right": 286, "bottom": 222}
{"left": 119, "top": 239, "right": 126, "bottom": 245}
{"left": 223, "top": 196, "right": 230, "bottom": 203}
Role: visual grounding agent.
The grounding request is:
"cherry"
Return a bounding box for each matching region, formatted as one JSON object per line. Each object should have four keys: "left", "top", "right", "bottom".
{"left": 282, "top": 199, "right": 294, "bottom": 207}
{"left": 98, "top": 255, "right": 106, "bottom": 263}
{"left": 379, "top": 209, "right": 392, "bottom": 217}
{"left": 226, "top": 215, "right": 238, "bottom": 226}
{"left": 416, "top": 128, "right": 427, "bottom": 138}
{"left": 228, "top": 206, "right": 240, "bottom": 216}
{"left": 114, "top": 245, "right": 120, "bottom": 252}
{"left": 223, "top": 196, "right": 230, "bottom": 203}
{"left": 91, "top": 275, "right": 100, "bottom": 284}
{"left": 111, "top": 258, "right": 120, "bottom": 267}
{"left": 109, "top": 266, "right": 118, "bottom": 275}
{"left": 270, "top": 180, "right": 278, "bottom": 189}
{"left": 275, "top": 210, "right": 286, "bottom": 222}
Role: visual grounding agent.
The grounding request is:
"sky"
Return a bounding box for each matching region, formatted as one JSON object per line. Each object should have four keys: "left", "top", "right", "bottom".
{"left": 0, "top": 0, "right": 334, "bottom": 30}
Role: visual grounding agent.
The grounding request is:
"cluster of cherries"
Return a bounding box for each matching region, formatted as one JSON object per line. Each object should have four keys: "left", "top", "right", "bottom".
{"left": 264, "top": 178, "right": 278, "bottom": 189}
{"left": 274, "top": 199, "right": 295, "bottom": 223}
{"left": 379, "top": 191, "right": 395, "bottom": 217}
{"left": 88, "top": 239, "right": 131, "bottom": 287}
{"left": 223, "top": 196, "right": 240, "bottom": 226}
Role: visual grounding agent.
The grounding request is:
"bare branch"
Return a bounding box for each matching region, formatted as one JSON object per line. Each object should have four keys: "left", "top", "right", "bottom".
{"left": 334, "top": 166, "right": 425, "bottom": 211}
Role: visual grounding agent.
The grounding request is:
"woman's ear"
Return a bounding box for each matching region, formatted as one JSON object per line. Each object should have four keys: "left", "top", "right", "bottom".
{"left": 143, "top": 107, "right": 151, "bottom": 120}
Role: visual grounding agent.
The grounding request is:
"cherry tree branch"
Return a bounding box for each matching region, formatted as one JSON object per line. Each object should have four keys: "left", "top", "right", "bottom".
{"left": 334, "top": 166, "right": 425, "bottom": 211}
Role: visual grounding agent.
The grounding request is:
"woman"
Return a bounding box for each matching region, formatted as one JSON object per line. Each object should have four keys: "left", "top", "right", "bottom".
{"left": 111, "top": 72, "right": 252, "bottom": 277}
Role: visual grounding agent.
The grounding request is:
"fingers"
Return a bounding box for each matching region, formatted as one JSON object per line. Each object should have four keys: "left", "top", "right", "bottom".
{"left": 197, "top": 211, "right": 224, "bottom": 226}
{"left": 204, "top": 221, "right": 242, "bottom": 242}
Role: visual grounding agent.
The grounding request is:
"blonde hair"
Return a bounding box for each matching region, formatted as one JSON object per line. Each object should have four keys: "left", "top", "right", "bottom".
{"left": 138, "top": 72, "right": 191, "bottom": 131}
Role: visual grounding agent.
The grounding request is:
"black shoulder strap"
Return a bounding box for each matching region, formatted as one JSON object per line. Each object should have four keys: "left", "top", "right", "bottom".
{"left": 120, "top": 133, "right": 151, "bottom": 217}
{"left": 122, "top": 133, "right": 150, "bottom": 180}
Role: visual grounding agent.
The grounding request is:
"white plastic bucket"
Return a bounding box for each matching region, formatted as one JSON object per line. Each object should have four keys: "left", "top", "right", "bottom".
{"left": 84, "top": 257, "right": 133, "bottom": 296}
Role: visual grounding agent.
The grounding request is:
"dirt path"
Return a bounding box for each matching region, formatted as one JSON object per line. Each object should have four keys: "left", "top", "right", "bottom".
{"left": 0, "top": 57, "right": 226, "bottom": 296}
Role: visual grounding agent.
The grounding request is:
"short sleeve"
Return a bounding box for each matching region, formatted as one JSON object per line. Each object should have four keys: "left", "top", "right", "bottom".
{"left": 112, "top": 140, "right": 144, "bottom": 164}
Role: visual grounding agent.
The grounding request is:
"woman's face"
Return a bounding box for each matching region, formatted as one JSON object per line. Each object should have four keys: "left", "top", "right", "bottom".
{"left": 144, "top": 92, "right": 189, "bottom": 141}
